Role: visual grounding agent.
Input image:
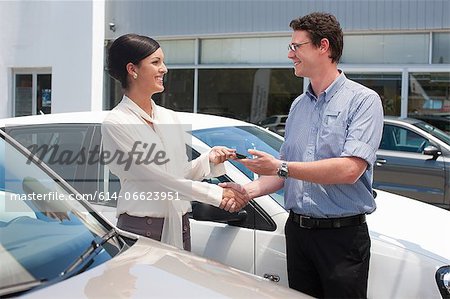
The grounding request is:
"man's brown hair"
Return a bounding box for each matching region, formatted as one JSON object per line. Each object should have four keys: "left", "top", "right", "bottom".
{"left": 290, "top": 12, "right": 344, "bottom": 63}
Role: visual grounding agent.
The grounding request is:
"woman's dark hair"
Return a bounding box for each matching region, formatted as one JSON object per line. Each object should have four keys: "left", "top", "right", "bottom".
{"left": 107, "top": 34, "right": 160, "bottom": 89}
{"left": 290, "top": 12, "right": 343, "bottom": 63}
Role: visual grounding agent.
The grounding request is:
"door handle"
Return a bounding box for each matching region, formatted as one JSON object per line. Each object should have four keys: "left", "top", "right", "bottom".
{"left": 263, "top": 274, "right": 280, "bottom": 282}
{"left": 376, "top": 159, "right": 387, "bottom": 167}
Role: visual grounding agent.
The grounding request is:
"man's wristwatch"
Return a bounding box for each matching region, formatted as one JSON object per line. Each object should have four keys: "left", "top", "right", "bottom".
{"left": 277, "top": 161, "right": 289, "bottom": 178}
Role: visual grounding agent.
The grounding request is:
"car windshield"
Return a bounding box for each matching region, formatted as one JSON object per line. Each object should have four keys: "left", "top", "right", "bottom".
{"left": 0, "top": 133, "right": 123, "bottom": 296}
{"left": 413, "top": 121, "right": 450, "bottom": 145}
{"left": 192, "top": 126, "right": 286, "bottom": 207}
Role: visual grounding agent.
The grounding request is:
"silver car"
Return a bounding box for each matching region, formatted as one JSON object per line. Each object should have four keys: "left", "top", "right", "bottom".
{"left": 375, "top": 116, "right": 450, "bottom": 210}
{"left": 258, "top": 115, "right": 450, "bottom": 210}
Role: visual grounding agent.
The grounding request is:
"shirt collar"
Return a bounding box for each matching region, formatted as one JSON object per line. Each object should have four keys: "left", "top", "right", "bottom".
{"left": 305, "top": 70, "right": 346, "bottom": 103}
{"left": 121, "top": 95, "right": 157, "bottom": 123}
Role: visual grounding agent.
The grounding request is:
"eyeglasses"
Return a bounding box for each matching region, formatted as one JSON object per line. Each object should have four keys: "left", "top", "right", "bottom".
{"left": 288, "top": 41, "right": 310, "bottom": 52}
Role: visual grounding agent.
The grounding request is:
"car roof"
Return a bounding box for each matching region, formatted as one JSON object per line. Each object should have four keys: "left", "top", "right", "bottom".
{"left": 412, "top": 113, "right": 450, "bottom": 118}
{"left": 383, "top": 116, "right": 424, "bottom": 125}
{"left": 0, "top": 111, "right": 253, "bottom": 131}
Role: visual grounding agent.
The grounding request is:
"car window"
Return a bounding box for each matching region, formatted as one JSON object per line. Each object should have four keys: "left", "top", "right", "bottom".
{"left": 4, "top": 124, "right": 120, "bottom": 207}
{"left": 413, "top": 121, "right": 450, "bottom": 145}
{"left": 4, "top": 125, "right": 90, "bottom": 185}
{"left": 192, "top": 126, "right": 282, "bottom": 179}
{"left": 191, "top": 126, "right": 286, "bottom": 208}
{"left": 410, "top": 115, "right": 450, "bottom": 134}
{"left": 0, "top": 134, "right": 123, "bottom": 294}
{"left": 380, "top": 124, "right": 429, "bottom": 153}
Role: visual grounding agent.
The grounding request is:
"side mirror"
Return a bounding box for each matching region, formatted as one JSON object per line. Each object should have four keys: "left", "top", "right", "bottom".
{"left": 423, "top": 145, "right": 441, "bottom": 160}
{"left": 192, "top": 201, "right": 247, "bottom": 224}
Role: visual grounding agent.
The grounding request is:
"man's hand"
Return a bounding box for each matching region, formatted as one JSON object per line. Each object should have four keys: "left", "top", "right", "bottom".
{"left": 209, "top": 146, "right": 237, "bottom": 165}
{"left": 218, "top": 182, "right": 251, "bottom": 212}
{"left": 237, "top": 149, "right": 280, "bottom": 175}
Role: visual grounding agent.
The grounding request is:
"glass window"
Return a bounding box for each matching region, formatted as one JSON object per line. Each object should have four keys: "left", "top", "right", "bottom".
{"left": 346, "top": 73, "right": 402, "bottom": 116}
{"left": 342, "top": 34, "right": 429, "bottom": 64}
{"left": 411, "top": 114, "right": 450, "bottom": 134}
{"left": 201, "top": 37, "right": 291, "bottom": 64}
{"left": 158, "top": 39, "right": 195, "bottom": 64}
{"left": 408, "top": 72, "right": 450, "bottom": 116}
{"left": 104, "top": 73, "right": 122, "bottom": 110}
{"left": 153, "top": 69, "right": 194, "bottom": 112}
{"left": 14, "top": 74, "right": 32, "bottom": 116}
{"left": 432, "top": 32, "right": 450, "bottom": 64}
{"left": 413, "top": 121, "right": 450, "bottom": 145}
{"left": 198, "top": 68, "right": 302, "bottom": 123}
{"left": 5, "top": 124, "right": 123, "bottom": 207}
{"left": 14, "top": 71, "right": 52, "bottom": 117}
{"left": 380, "top": 124, "right": 429, "bottom": 153}
{"left": 5, "top": 125, "right": 89, "bottom": 187}
{"left": 37, "top": 74, "right": 52, "bottom": 114}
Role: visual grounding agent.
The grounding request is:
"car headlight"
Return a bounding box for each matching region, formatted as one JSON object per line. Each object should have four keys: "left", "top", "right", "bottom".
{"left": 436, "top": 265, "right": 450, "bottom": 299}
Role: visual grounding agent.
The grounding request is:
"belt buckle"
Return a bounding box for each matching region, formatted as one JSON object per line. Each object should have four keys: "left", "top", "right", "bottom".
{"left": 299, "top": 215, "right": 312, "bottom": 229}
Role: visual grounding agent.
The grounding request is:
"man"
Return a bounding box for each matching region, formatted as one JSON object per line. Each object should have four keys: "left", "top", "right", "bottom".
{"left": 222, "top": 12, "right": 383, "bottom": 298}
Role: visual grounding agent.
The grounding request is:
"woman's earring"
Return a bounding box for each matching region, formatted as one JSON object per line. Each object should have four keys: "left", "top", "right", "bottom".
{"left": 133, "top": 73, "right": 138, "bottom": 79}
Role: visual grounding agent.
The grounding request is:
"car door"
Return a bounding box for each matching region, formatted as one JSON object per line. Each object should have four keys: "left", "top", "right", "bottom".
{"left": 374, "top": 123, "right": 446, "bottom": 206}
{"left": 189, "top": 174, "right": 288, "bottom": 285}
{"left": 253, "top": 212, "right": 288, "bottom": 285}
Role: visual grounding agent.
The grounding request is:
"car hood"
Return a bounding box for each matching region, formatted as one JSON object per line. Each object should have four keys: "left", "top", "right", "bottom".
{"left": 25, "top": 237, "right": 307, "bottom": 298}
{"left": 367, "top": 190, "right": 450, "bottom": 263}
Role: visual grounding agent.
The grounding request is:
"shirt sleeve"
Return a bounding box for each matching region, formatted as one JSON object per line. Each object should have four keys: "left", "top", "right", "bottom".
{"left": 341, "top": 92, "right": 384, "bottom": 167}
{"left": 101, "top": 120, "right": 223, "bottom": 207}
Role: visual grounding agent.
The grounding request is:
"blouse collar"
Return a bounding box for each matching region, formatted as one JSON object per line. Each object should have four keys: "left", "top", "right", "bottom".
{"left": 121, "top": 95, "right": 157, "bottom": 123}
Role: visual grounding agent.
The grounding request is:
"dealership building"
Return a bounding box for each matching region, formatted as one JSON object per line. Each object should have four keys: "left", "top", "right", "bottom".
{"left": 1, "top": 0, "right": 449, "bottom": 123}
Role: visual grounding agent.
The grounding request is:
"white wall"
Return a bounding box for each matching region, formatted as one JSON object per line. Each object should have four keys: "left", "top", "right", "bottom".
{"left": 0, "top": 0, "right": 105, "bottom": 118}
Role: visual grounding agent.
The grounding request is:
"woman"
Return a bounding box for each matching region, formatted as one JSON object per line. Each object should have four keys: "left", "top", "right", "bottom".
{"left": 102, "top": 34, "right": 245, "bottom": 251}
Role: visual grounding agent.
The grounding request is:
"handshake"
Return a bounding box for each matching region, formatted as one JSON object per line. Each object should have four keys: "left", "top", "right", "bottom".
{"left": 215, "top": 148, "right": 280, "bottom": 213}
{"left": 218, "top": 182, "right": 250, "bottom": 213}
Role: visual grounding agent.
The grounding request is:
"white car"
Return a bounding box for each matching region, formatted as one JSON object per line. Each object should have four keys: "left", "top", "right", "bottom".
{"left": 0, "top": 129, "right": 306, "bottom": 298}
{"left": 1, "top": 112, "right": 450, "bottom": 298}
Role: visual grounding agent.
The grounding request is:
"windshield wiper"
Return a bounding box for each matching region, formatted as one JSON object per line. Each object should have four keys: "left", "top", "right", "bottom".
{"left": 60, "top": 229, "right": 118, "bottom": 278}
{"left": 1, "top": 230, "right": 119, "bottom": 296}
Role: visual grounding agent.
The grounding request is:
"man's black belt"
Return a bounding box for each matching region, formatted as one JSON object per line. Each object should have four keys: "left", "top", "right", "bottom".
{"left": 289, "top": 211, "right": 366, "bottom": 229}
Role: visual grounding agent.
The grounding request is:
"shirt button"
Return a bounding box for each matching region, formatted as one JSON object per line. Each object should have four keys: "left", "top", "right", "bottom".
{"left": 183, "top": 225, "right": 188, "bottom": 232}
{"left": 146, "top": 231, "right": 152, "bottom": 237}
{"left": 146, "top": 218, "right": 153, "bottom": 225}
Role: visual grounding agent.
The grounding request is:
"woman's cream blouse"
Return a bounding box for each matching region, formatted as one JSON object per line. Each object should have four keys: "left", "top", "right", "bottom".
{"left": 101, "top": 95, "right": 225, "bottom": 249}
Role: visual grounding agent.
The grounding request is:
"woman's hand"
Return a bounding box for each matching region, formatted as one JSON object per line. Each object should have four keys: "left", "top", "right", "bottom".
{"left": 209, "top": 146, "right": 236, "bottom": 165}
{"left": 219, "top": 183, "right": 250, "bottom": 212}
